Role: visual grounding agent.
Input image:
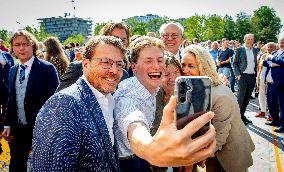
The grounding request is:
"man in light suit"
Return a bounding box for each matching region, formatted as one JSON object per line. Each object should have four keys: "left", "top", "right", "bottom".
{"left": 233, "top": 33, "right": 258, "bottom": 125}
{"left": 2, "top": 30, "right": 59, "bottom": 172}
{"left": 263, "top": 36, "right": 284, "bottom": 133}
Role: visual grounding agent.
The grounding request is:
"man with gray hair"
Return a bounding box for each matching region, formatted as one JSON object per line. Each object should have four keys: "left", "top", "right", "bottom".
{"left": 160, "top": 22, "right": 184, "bottom": 61}
{"left": 233, "top": 33, "right": 258, "bottom": 125}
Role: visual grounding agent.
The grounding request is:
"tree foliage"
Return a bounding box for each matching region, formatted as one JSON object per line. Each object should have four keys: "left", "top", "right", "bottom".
{"left": 123, "top": 17, "right": 148, "bottom": 36}
{"left": 63, "top": 34, "right": 84, "bottom": 45}
{"left": 93, "top": 22, "right": 108, "bottom": 35}
{"left": 251, "top": 6, "right": 282, "bottom": 42}
{"left": 183, "top": 14, "right": 206, "bottom": 41}
{"left": 223, "top": 15, "right": 237, "bottom": 40}
{"left": 0, "top": 29, "right": 9, "bottom": 41}
{"left": 24, "top": 23, "right": 51, "bottom": 41}
{"left": 0, "top": 29, "right": 10, "bottom": 48}
{"left": 235, "top": 12, "right": 253, "bottom": 42}
{"left": 204, "top": 14, "right": 225, "bottom": 41}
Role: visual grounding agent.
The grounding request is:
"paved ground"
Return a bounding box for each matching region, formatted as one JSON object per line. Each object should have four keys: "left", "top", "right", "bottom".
{"left": 1, "top": 96, "right": 284, "bottom": 172}
{"left": 246, "top": 97, "right": 284, "bottom": 172}
{"left": 168, "top": 95, "right": 284, "bottom": 172}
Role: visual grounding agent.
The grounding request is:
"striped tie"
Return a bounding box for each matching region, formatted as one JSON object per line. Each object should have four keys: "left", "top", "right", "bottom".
{"left": 19, "top": 64, "right": 27, "bottom": 84}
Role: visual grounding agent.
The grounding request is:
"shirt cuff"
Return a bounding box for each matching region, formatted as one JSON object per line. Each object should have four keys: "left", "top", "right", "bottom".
{"left": 4, "top": 126, "right": 10, "bottom": 129}
{"left": 121, "top": 110, "right": 149, "bottom": 148}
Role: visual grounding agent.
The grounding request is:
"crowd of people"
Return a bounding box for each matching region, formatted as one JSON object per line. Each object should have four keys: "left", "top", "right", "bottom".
{"left": 0, "top": 21, "right": 283, "bottom": 172}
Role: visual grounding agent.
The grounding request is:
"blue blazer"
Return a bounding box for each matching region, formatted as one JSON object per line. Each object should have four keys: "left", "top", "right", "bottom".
{"left": 5, "top": 57, "right": 59, "bottom": 128}
{"left": 263, "top": 50, "right": 284, "bottom": 86}
{"left": 0, "top": 51, "right": 14, "bottom": 86}
{"left": 31, "top": 77, "right": 120, "bottom": 172}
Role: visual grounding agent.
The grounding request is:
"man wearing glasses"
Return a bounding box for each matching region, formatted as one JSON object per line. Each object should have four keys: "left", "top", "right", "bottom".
{"left": 31, "top": 36, "right": 126, "bottom": 171}
{"left": 56, "top": 22, "right": 130, "bottom": 92}
{"left": 160, "top": 22, "right": 184, "bottom": 61}
{"left": 31, "top": 36, "right": 216, "bottom": 171}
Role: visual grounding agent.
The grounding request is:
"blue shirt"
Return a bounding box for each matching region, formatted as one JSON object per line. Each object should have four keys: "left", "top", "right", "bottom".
{"left": 113, "top": 77, "right": 158, "bottom": 157}
{"left": 209, "top": 49, "right": 218, "bottom": 64}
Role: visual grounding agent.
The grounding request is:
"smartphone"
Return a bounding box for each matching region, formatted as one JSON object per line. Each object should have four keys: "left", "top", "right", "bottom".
{"left": 174, "top": 76, "right": 212, "bottom": 138}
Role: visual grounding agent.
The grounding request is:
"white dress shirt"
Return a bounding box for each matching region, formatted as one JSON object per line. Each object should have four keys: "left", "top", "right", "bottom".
{"left": 243, "top": 46, "right": 255, "bottom": 74}
{"left": 82, "top": 75, "right": 115, "bottom": 146}
{"left": 113, "top": 77, "right": 158, "bottom": 157}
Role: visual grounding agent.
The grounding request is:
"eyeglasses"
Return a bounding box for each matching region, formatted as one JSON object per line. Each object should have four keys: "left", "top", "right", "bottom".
{"left": 91, "top": 57, "right": 125, "bottom": 70}
{"left": 13, "top": 42, "right": 31, "bottom": 47}
{"left": 162, "top": 33, "right": 180, "bottom": 40}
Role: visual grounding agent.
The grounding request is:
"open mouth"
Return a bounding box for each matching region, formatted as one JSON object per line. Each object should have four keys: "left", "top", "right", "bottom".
{"left": 148, "top": 72, "right": 162, "bottom": 79}
{"left": 166, "top": 43, "right": 175, "bottom": 47}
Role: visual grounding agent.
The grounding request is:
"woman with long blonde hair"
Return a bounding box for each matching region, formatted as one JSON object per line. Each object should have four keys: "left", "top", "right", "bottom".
{"left": 180, "top": 45, "right": 254, "bottom": 172}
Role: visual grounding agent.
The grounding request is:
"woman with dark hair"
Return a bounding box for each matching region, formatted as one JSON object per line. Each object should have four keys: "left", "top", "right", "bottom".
{"left": 44, "top": 37, "right": 69, "bottom": 78}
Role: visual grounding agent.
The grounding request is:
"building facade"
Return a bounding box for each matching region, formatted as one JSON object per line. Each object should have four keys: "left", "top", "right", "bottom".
{"left": 38, "top": 17, "right": 92, "bottom": 42}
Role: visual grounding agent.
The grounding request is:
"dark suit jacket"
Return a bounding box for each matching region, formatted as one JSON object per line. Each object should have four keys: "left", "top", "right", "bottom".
{"left": 0, "top": 51, "right": 14, "bottom": 110}
{"left": 0, "top": 51, "right": 14, "bottom": 85}
{"left": 31, "top": 78, "right": 120, "bottom": 171}
{"left": 263, "top": 50, "right": 284, "bottom": 86}
{"left": 0, "top": 51, "right": 14, "bottom": 123}
{"left": 56, "top": 61, "right": 129, "bottom": 92}
{"left": 5, "top": 57, "right": 59, "bottom": 129}
{"left": 233, "top": 46, "right": 258, "bottom": 77}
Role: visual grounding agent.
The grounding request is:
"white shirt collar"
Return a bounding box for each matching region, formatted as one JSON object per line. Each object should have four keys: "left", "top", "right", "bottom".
{"left": 243, "top": 44, "right": 253, "bottom": 50}
{"left": 21, "top": 56, "right": 35, "bottom": 67}
{"left": 81, "top": 75, "right": 112, "bottom": 99}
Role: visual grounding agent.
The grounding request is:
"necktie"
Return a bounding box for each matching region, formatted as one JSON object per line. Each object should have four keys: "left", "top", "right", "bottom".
{"left": 19, "top": 64, "right": 27, "bottom": 84}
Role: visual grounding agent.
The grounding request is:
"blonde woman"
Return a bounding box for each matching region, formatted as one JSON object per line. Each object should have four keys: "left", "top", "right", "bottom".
{"left": 181, "top": 45, "right": 255, "bottom": 172}
{"left": 44, "top": 37, "right": 69, "bottom": 78}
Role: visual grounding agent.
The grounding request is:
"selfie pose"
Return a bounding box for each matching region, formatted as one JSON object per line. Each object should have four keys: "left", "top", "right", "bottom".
{"left": 181, "top": 45, "right": 255, "bottom": 172}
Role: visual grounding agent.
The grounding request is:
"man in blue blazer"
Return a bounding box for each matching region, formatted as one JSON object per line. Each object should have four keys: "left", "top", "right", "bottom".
{"left": 31, "top": 36, "right": 125, "bottom": 171}
{"left": 2, "top": 31, "right": 59, "bottom": 172}
{"left": 263, "top": 36, "right": 284, "bottom": 133}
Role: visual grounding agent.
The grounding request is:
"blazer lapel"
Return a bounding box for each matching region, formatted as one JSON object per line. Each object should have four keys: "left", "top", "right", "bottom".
{"left": 26, "top": 57, "right": 40, "bottom": 94}
{"left": 253, "top": 48, "right": 257, "bottom": 63}
{"left": 77, "top": 78, "right": 119, "bottom": 169}
{"left": 9, "top": 65, "right": 18, "bottom": 92}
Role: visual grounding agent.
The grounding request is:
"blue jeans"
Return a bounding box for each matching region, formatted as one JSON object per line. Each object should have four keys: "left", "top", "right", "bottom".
{"left": 218, "top": 67, "right": 235, "bottom": 91}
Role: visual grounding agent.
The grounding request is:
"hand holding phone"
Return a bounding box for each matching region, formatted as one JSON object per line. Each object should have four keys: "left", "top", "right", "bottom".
{"left": 175, "top": 76, "right": 212, "bottom": 138}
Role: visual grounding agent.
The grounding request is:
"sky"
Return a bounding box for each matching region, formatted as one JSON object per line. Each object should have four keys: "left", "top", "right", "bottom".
{"left": 1, "top": 0, "right": 284, "bottom": 38}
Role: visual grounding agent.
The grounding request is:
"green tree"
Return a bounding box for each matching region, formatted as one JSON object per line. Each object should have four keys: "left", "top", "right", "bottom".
{"left": 0, "top": 29, "right": 9, "bottom": 41}
{"left": 183, "top": 14, "right": 206, "bottom": 41}
{"left": 24, "top": 23, "right": 51, "bottom": 41}
{"left": 146, "top": 16, "right": 171, "bottom": 36}
{"left": 204, "top": 14, "right": 225, "bottom": 41}
{"left": 235, "top": 12, "right": 253, "bottom": 42}
{"left": 0, "top": 29, "right": 10, "bottom": 48}
{"left": 63, "top": 34, "right": 84, "bottom": 45}
{"left": 251, "top": 6, "right": 282, "bottom": 42}
{"left": 123, "top": 17, "right": 148, "bottom": 36}
{"left": 223, "top": 15, "right": 237, "bottom": 40}
{"left": 93, "top": 22, "right": 108, "bottom": 35}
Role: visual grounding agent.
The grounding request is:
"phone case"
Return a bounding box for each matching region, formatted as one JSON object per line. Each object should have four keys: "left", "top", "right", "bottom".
{"left": 175, "top": 76, "right": 212, "bottom": 138}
